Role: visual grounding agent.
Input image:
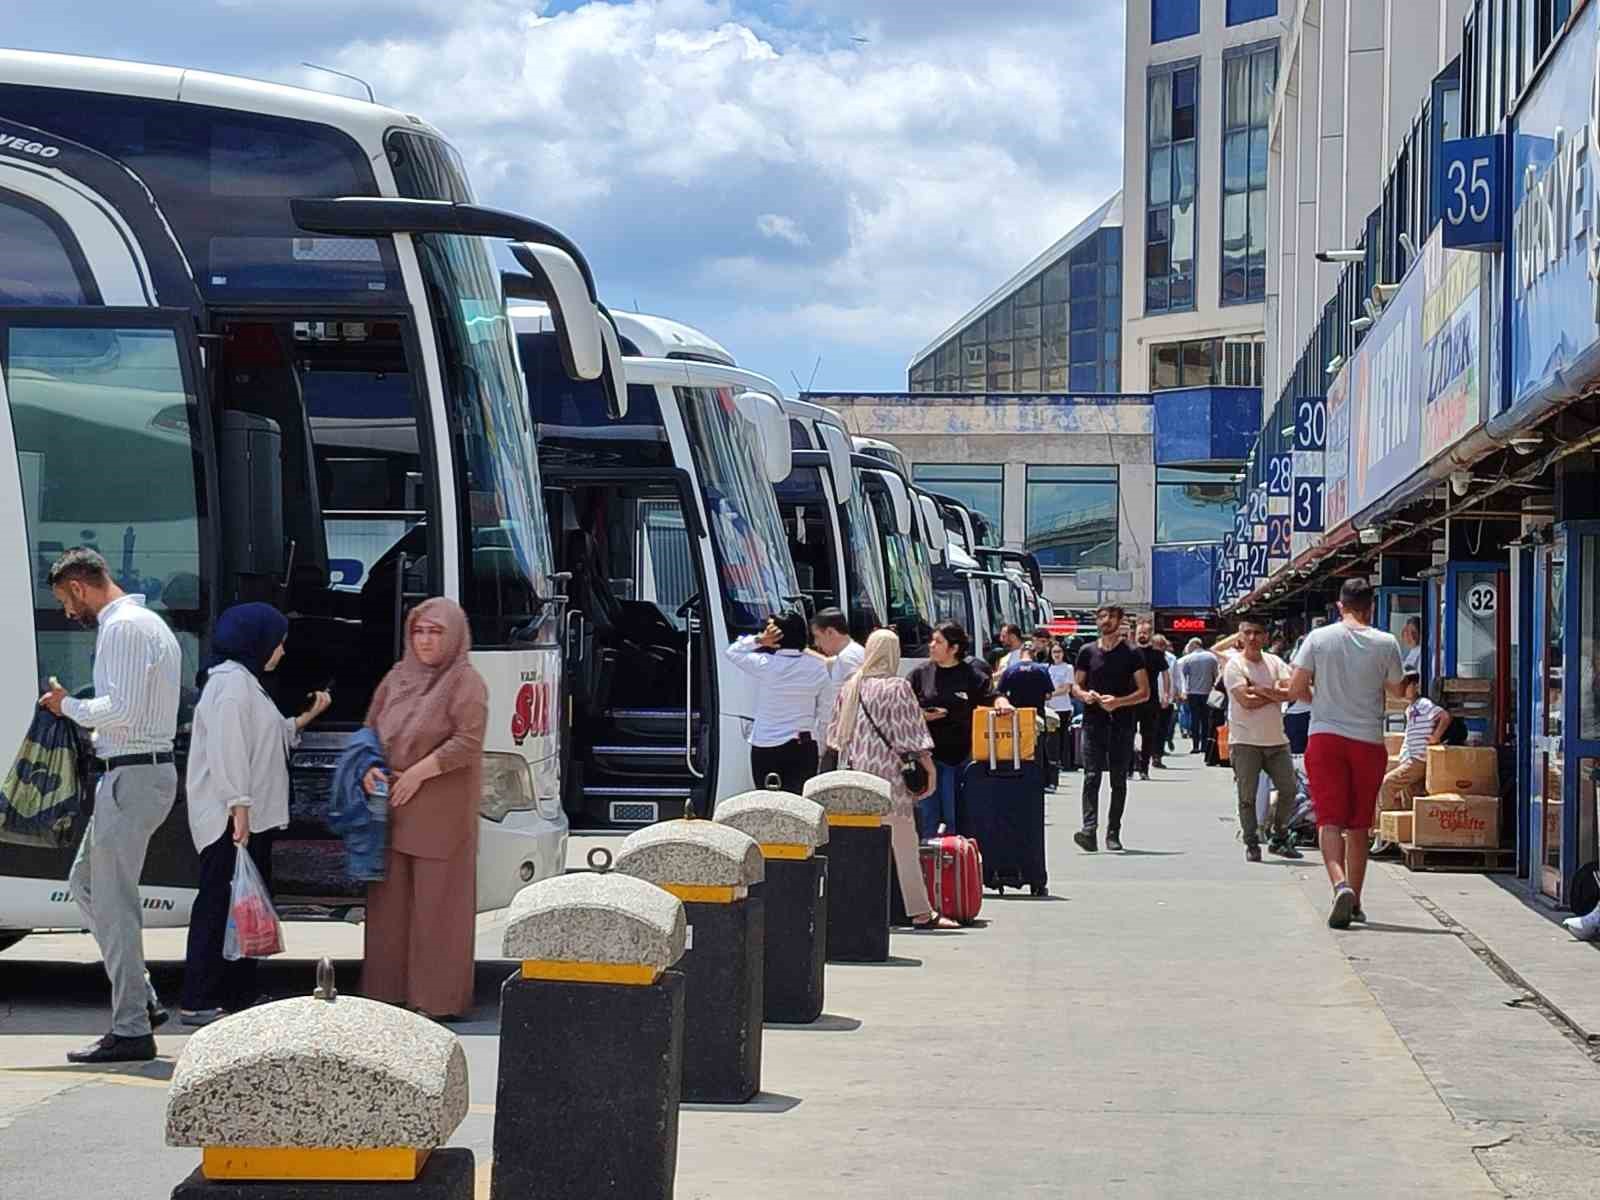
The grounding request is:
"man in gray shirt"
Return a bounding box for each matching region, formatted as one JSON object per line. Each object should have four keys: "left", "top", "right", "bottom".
{"left": 1175, "top": 639, "right": 1219, "bottom": 755}
{"left": 1288, "top": 577, "right": 1406, "bottom": 930}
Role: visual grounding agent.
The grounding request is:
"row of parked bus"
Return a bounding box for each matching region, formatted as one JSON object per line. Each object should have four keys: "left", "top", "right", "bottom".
{"left": 0, "top": 50, "right": 1053, "bottom": 945}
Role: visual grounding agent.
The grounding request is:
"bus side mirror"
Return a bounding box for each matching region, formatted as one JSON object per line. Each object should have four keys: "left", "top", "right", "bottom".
{"left": 510, "top": 243, "right": 627, "bottom": 418}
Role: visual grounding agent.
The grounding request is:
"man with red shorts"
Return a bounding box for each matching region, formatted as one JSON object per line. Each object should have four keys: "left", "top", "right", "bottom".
{"left": 1287, "top": 578, "right": 1405, "bottom": 928}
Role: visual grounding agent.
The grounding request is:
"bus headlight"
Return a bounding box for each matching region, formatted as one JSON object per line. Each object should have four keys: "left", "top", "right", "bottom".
{"left": 480, "top": 753, "right": 537, "bottom": 823}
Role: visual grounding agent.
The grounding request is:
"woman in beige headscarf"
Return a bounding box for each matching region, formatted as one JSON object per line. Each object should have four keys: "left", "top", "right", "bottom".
{"left": 361, "top": 598, "right": 488, "bottom": 1018}
{"left": 828, "top": 629, "right": 956, "bottom": 930}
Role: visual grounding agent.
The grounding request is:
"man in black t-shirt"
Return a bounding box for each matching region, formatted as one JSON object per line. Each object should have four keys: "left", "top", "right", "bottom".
{"left": 1132, "top": 619, "right": 1170, "bottom": 779}
{"left": 1072, "top": 605, "right": 1149, "bottom": 853}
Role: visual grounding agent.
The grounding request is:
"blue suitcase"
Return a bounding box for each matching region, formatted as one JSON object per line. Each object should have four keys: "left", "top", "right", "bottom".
{"left": 960, "top": 710, "right": 1048, "bottom": 896}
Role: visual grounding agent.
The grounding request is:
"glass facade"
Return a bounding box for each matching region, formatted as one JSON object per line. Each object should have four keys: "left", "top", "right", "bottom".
{"left": 912, "top": 463, "right": 1004, "bottom": 534}
{"left": 1221, "top": 44, "right": 1277, "bottom": 305}
{"left": 1025, "top": 465, "right": 1119, "bottom": 572}
{"left": 1156, "top": 467, "right": 1240, "bottom": 543}
{"left": 909, "top": 225, "right": 1122, "bottom": 393}
{"left": 1226, "top": 0, "right": 1278, "bottom": 25}
{"left": 1149, "top": 337, "right": 1264, "bottom": 389}
{"left": 1152, "top": 0, "right": 1201, "bottom": 42}
{"left": 1147, "top": 60, "right": 1199, "bottom": 315}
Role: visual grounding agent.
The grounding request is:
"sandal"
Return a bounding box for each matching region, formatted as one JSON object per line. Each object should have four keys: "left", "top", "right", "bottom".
{"left": 911, "top": 912, "right": 959, "bottom": 930}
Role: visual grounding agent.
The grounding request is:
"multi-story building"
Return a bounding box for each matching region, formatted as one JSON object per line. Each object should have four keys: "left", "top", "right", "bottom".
{"left": 1121, "top": 0, "right": 1284, "bottom": 395}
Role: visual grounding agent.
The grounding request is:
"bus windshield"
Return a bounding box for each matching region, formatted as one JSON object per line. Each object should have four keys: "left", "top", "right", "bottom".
{"left": 676, "top": 385, "right": 800, "bottom": 634}
{"left": 842, "top": 475, "right": 889, "bottom": 633}
{"left": 865, "top": 481, "right": 934, "bottom": 649}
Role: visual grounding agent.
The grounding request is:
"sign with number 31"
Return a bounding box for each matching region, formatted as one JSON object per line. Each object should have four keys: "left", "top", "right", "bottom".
{"left": 1439, "top": 134, "right": 1504, "bottom": 251}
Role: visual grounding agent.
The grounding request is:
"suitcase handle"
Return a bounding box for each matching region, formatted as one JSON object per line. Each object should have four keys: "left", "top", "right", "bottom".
{"left": 985, "top": 706, "right": 1023, "bottom": 773}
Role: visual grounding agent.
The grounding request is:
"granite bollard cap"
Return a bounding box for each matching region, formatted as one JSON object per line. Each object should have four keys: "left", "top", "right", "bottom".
{"left": 803, "top": 770, "right": 893, "bottom": 816}
{"left": 166, "top": 995, "right": 467, "bottom": 1150}
{"left": 502, "top": 871, "right": 686, "bottom": 975}
{"left": 716, "top": 790, "right": 829, "bottom": 852}
{"left": 616, "top": 819, "right": 765, "bottom": 890}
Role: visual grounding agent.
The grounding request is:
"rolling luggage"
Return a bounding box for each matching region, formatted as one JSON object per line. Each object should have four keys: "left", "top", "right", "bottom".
{"left": 921, "top": 834, "right": 983, "bottom": 924}
{"left": 962, "top": 709, "right": 1048, "bottom": 896}
{"left": 971, "top": 705, "right": 1037, "bottom": 765}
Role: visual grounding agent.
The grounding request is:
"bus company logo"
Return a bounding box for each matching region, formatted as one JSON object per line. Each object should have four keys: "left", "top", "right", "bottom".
{"left": 0, "top": 134, "right": 61, "bottom": 159}
{"left": 511, "top": 681, "right": 551, "bottom": 745}
{"left": 49, "top": 888, "right": 174, "bottom": 911}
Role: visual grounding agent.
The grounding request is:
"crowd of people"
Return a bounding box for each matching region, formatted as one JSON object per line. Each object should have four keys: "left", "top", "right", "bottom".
{"left": 38, "top": 548, "right": 488, "bottom": 1064}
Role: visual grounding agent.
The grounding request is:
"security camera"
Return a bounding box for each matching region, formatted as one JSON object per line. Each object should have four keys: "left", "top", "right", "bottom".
{"left": 1450, "top": 470, "right": 1473, "bottom": 497}
{"left": 1508, "top": 436, "right": 1543, "bottom": 455}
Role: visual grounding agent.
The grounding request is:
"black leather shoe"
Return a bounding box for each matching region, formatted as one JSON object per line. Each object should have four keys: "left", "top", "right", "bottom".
{"left": 67, "top": 1033, "right": 157, "bottom": 1064}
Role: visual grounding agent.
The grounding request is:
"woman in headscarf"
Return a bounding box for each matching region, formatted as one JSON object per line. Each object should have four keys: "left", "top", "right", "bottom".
{"left": 181, "top": 603, "right": 331, "bottom": 1024}
{"left": 361, "top": 598, "right": 488, "bottom": 1019}
{"left": 828, "top": 629, "right": 956, "bottom": 930}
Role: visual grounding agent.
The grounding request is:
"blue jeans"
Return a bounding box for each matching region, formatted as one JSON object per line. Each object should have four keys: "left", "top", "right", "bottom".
{"left": 918, "top": 762, "right": 962, "bottom": 837}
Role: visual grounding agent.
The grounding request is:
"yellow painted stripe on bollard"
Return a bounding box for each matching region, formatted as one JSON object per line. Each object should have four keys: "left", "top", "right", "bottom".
{"left": 826, "top": 813, "right": 881, "bottom": 828}
{"left": 759, "top": 842, "right": 812, "bottom": 860}
{"left": 660, "top": 883, "right": 747, "bottom": 904}
{"left": 520, "top": 960, "right": 659, "bottom": 985}
{"left": 201, "top": 1147, "right": 429, "bottom": 1181}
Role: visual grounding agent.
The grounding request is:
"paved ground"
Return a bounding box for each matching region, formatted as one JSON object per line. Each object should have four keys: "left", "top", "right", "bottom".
{"left": 4, "top": 755, "right": 1600, "bottom": 1197}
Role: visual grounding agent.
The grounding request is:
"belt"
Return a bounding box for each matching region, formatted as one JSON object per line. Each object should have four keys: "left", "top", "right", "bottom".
{"left": 98, "top": 751, "right": 174, "bottom": 770}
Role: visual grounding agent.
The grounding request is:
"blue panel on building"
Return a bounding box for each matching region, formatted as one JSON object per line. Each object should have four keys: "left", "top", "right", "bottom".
{"left": 1226, "top": 0, "right": 1277, "bottom": 25}
{"left": 1152, "top": 0, "right": 1201, "bottom": 42}
{"left": 1153, "top": 544, "right": 1218, "bottom": 608}
{"left": 1153, "top": 386, "right": 1260, "bottom": 463}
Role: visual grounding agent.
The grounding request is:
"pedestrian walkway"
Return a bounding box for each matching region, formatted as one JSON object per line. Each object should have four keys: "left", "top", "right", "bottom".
{"left": 3, "top": 757, "right": 1599, "bottom": 1196}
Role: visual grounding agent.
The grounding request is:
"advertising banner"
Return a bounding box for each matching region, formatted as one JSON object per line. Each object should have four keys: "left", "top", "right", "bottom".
{"left": 1324, "top": 366, "right": 1350, "bottom": 530}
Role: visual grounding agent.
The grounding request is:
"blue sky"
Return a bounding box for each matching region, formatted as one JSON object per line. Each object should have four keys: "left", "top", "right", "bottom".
{"left": 4, "top": 1, "right": 1126, "bottom": 391}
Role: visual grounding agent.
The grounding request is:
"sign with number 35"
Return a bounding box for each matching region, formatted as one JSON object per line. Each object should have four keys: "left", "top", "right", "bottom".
{"left": 1439, "top": 134, "right": 1504, "bottom": 252}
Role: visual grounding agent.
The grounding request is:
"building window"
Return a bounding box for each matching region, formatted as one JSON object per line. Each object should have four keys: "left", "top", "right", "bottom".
{"left": 1226, "top": 0, "right": 1277, "bottom": 25}
{"left": 912, "top": 464, "right": 1004, "bottom": 534}
{"left": 1156, "top": 466, "right": 1240, "bottom": 543}
{"left": 1025, "top": 465, "right": 1119, "bottom": 572}
{"left": 1221, "top": 43, "right": 1276, "bottom": 305}
{"left": 1149, "top": 337, "right": 1223, "bottom": 389}
{"left": 1146, "top": 61, "right": 1199, "bottom": 315}
{"left": 1222, "top": 338, "right": 1264, "bottom": 386}
{"left": 1152, "top": 0, "right": 1201, "bottom": 43}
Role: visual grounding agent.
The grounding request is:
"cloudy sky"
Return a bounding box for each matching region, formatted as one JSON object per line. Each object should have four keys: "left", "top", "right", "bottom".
{"left": 6, "top": 1, "right": 1126, "bottom": 391}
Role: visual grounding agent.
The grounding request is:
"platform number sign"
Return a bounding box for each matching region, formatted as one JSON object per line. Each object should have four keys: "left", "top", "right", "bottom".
{"left": 1248, "top": 543, "right": 1268, "bottom": 579}
{"left": 1234, "top": 506, "right": 1248, "bottom": 542}
{"left": 1295, "top": 397, "right": 1326, "bottom": 451}
{"left": 1439, "top": 135, "right": 1505, "bottom": 251}
{"left": 1467, "top": 582, "right": 1497, "bottom": 616}
{"left": 1248, "top": 486, "right": 1267, "bottom": 525}
{"left": 1267, "top": 453, "right": 1293, "bottom": 496}
{"left": 1266, "top": 514, "right": 1291, "bottom": 558}
{"left": 1294, "top": 477, "right": 1324, "bottom": 533}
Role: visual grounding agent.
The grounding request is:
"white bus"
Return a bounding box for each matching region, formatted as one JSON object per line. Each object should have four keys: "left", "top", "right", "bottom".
{"left": 0, "top": 51, "right": 627, "bottom": 943}
{"left": 510, "top": 306, "right": 803, "bottom": 828}
{"left": 851, "top": 441, "right": 937, "bottom": 668}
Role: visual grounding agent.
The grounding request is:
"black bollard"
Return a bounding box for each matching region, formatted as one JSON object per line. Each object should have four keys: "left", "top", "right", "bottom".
{"left": 716, "top": 789, "right": 830, "bottom": 1024}
{"left": 491, "top": 872, "right": 688, "bottom": 1200}
{"left": 617, "top": 820, "right": 767, "bottom": 1103}
{"left": 804, "top": 772, "right": 894, "bottom": 963}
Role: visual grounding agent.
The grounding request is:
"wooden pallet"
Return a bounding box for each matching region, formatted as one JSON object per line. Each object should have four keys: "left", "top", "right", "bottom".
{"left": 1399, "top": 843, "right": 1515, "bottom": 873}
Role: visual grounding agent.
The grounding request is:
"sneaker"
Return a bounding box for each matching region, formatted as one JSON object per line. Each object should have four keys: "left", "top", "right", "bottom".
{"left": 148, "top": 1002, "right": 170, "bottom": 1031}
{"left": 1246, "top": 845, "right": 1262, "bottom": 863}
{"left": 1328, "top": 885, "right": 1356, "bottom": 930}
{"left": 1352, "top": 906, "right": 1367, "bottom": 924}
{"left": 1073, "top": 829, "right": 1098, "bottom": 853}
{"left": 67, "top": 1033, "right": 157, "bottom": 1064}
{"left": 1105, "top": 832, "right": 1124, "bottom": 852}
{"left": 1268, "top": 840, "right": 1304, "bottom": 861}
{"left": 1563, "top": 908, "right": 1600, "bottom": 941}
{"left": 179, "top": 1008, "right": 228, "bottom": 1027}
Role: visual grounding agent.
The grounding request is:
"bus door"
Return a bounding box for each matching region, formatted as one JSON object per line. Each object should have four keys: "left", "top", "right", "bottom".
{"left": 780, "top": 450, "right": 847, "bottom": 614}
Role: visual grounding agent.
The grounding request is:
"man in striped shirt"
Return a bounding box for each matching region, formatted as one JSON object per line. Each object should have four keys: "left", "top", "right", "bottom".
{"left": 1378, "top": 673, "right": 1449, "bottom": 813}
{"left": 39, "top": 548, "right": 181, "bottom": 1064}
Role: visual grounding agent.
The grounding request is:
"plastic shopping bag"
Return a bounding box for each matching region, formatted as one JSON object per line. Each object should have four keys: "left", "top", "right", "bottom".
{"left": 223, "top": 849, "right": 285, "bottom": 961}
{"left": 0, "top": 707, "right": 87, "bottom": 848}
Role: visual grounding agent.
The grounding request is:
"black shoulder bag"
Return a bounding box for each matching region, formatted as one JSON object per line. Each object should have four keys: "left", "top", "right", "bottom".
{"left": 857, "top": 691, "right": 930, "bottom": 795}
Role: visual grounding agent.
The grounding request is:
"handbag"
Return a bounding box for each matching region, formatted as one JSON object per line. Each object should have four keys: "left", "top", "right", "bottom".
{"left": 856, "top": 692, "right": 930, "bottom": 795}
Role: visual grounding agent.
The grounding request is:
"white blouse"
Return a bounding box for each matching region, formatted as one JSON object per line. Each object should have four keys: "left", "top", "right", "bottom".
{"left": 185, "top": 660, "right": 301, "bottom": 853}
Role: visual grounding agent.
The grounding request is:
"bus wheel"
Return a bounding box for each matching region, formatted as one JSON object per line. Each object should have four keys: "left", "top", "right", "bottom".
{"left": 0, "top": 931, "right": 29, "bottom": 954}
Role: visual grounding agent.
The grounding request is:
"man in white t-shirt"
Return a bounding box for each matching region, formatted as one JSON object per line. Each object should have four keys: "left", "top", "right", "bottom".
{"left": 810, "top": 608, "right": 865, "bottom": 764}
{"left": 1223, "top": 617, "right": 1302, "bottom": 863}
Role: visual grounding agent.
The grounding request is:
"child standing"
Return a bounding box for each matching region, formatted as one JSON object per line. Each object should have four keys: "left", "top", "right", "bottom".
{"left": 1378, "top": 674, "right": 1450, "bottom": 811}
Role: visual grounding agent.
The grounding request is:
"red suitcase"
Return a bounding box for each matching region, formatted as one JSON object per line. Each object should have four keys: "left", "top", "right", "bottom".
{"left": 921, "top": 835, "right": 983, "bottom": 925}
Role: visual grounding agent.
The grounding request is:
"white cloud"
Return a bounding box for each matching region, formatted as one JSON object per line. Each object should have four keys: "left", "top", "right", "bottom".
{"left": 308, "top": 0, "right": 1125, "bottom": 386}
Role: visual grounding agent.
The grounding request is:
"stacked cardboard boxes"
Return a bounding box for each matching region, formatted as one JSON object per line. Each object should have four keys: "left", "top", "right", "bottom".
{"left": 1403, "top": 747, "right": 1501, "bottom": 850}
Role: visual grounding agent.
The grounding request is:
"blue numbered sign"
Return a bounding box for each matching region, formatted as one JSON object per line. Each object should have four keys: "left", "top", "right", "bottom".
{"left": 1439, "top": 135, "right": 1504, "bottom": 251}
{"left": 1294, "top": 397, "right": 1326, "bottom": 451}
{"left": 1294, "top": 478, "right": 1324, "bottom": 533}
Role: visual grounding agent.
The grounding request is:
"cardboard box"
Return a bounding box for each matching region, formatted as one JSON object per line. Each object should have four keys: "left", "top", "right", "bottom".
{"left": 1380, "top": 810, "right": 1414, "bottom": 844}
{"left": 1425, "top": 745, "right": 1499, "bottom": 797}
{"left": 1413, "top": 794, "right": 1499, "bottom": 849}
{"left": 1384, "top": 732, "right": 1405, "bottom": 757}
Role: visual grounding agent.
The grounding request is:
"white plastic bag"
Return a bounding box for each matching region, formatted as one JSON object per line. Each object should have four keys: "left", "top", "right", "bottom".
{"left": 223, "top": 849, "right": 284, "bottom": 961}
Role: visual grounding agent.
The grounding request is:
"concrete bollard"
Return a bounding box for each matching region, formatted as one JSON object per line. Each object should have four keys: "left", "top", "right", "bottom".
{"left": 803, "top": 771, "right": 894, "bottom": 963}
{"left": 616, "top": 819, "right": 765, "bottom": 1103}
{"left": 716, "top": 789, "right": 829, "bottom": 1024}
{"left": 167, "top": 960, "right": 473, "bottom": 1198}
{"left": 493, "top": 872, "right": 687, "bottom": 1200}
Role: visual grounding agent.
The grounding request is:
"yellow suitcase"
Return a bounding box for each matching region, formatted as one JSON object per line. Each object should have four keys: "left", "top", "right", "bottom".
{"left": 971, "top": 707, "right": 1038, "bottom": 767}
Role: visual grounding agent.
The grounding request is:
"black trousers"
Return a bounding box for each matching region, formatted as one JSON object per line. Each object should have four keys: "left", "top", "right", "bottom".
{"left": 181, "top": 827, "right": 275, "bottom": 1012}
{"left": 1081, "top": 714, "right": 1134, "bottom": 835}
{"left": 1134, "top": 702, "right": 1165, "bottom": 773}
{"left": 750, "top": 736, "right": 819, "bottom": 796}
{"left": 1184, "top": 695, "right": 1213, "bottom": 753}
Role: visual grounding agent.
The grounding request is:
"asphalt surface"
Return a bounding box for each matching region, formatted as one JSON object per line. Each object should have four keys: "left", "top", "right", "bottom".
{"left": 4, "top": 754, "right": 1600, "bottom": 1197}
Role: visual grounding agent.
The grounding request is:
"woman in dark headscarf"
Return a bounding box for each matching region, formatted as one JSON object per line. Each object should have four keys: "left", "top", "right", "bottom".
{"left": 361, "top": 598, "right": 488, "bottom": 1020}
{"left": 180, "top": 603, "right": 331, "bottom": 1024}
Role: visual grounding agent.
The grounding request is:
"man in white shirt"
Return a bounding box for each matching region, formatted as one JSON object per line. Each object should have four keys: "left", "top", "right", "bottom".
{"left": 725, "top": 610, "right": 832, "bottom": 794}
{"left": 1223, "top": 617, "right": 1302, "bottom": 863}
{"left": 809, "top": 608, "right": 864, "bottom": 760}
{"left": 39, "top": 548, "right": 181, "bottom": 1063}
{"left": 996, "top": 623, "right": 1026, "bottom": 671}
